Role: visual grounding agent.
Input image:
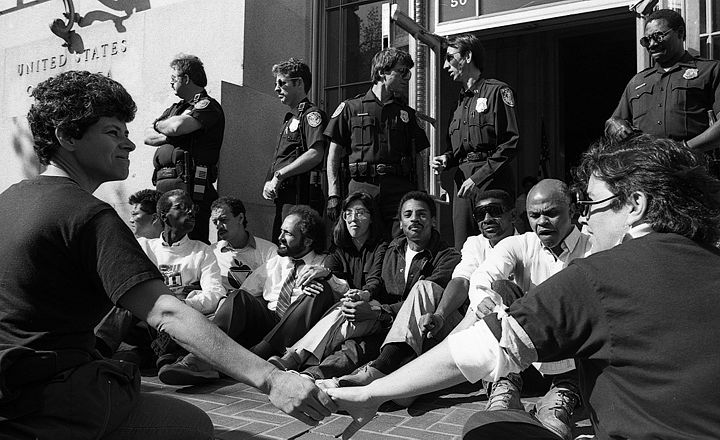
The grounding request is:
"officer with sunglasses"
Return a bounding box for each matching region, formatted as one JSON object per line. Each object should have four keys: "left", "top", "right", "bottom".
{"left": 325, "top": 48, "right": 430, "bottom": 238}
{"left": 606, "top": 9, "right": 720, "bottom": 156}
{"left": 431, "top": 34, "right": 520, "bottom": 250}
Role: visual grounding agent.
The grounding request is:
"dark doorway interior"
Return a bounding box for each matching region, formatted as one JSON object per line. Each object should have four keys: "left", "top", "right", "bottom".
{"left": 558, "top": 22, "right": 637, "bottom": 180}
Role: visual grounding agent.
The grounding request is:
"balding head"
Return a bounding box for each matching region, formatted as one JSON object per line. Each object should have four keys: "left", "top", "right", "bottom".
{"left": 526, "top": 179, "right": 575, "bottom": 254}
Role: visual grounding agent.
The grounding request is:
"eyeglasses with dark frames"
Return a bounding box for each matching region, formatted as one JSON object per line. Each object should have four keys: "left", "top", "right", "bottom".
{"left": 639, "top": 29, "right": 674, "bottom": 48}
{"left": 445, "top": 52, "right": 461, "bottom": 63}
{"left": 575, "top": 189, "right": 620, "bottom": 217}
{"left": 275, "top": 77, "right": 301, "bottom": 88}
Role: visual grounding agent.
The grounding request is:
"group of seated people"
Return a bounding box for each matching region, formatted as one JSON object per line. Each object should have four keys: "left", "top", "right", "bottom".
{"left": 96, "top": 174, "right": 595, "bottom": 439}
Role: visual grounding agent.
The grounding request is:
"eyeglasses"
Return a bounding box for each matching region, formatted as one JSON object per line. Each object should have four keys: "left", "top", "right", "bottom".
{"left": 170, "top": 74, "right": 185, "bottom": 84}
{"left": 574, "top": 190, "right": 620, "bottom": 217}
{"left": 343, "top": 208, "right": 369, "bottom": 221}
{"left": 639, "top": 29, "right": 674, "bottom": 48}
{"left": 393, "top": 67, "right": 412, "bottom": 80}
{"left": 472, "top": 204, "right": 506, "bottom": 222}
{"left": 445, "top": 51, "right": 461, "bottom": 63}
{"left": 275, "top": 77, "right": 301, "bottom": 88}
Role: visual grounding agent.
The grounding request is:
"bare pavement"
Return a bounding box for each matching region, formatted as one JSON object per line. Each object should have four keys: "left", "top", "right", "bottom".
{"left": 141, "top": 373, "right": 595, "bottom": 439}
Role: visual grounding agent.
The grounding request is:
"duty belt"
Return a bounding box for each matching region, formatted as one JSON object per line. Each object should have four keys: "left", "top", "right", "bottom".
{"left": 462, "top": 151, "right": 491, "bottom": 163}
{"left": 156, "top": 167, "right": 178, "bottom": 180}
{"left": 348, "top": 162, "right": 401, "bottom": 178}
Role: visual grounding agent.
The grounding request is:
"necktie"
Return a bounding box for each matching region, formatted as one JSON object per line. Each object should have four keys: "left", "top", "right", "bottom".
{"left": 275, "top": 259, "right": 304, "bottom": 318}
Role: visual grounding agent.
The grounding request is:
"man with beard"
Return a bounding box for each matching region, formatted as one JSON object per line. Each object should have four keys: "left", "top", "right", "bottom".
{"left": 325, "top": 48, "right": 430, "bottom": 237}
{"left": 210, "top": 197, "right": 277, "bottom": 290}
{"left": 318, "top": 191, "right": 460, "bottom": 395}
{"left": 416, "top": 189, "right": 517, "bottom": 343}
{"left": 95, "top": 189, "right": 226, "bottom": 367}
{"left": 159, "top": 205, "right": 338, "bottom": 385}
{"left": 263, "top": 59, "right": 327, "bottom": 242}
{"left": 465, "top": 179, "right": 592, "bottom": 440}
{"left": 605, "top": 9, "right": 720, "bottom": 153}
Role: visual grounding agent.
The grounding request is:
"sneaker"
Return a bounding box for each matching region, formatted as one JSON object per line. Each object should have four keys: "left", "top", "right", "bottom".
{"left": 531, "top": 386, "right": 580, "bottom": 440}
{"left": 158, "top": 356, "right": 219, "bottom": 385}
{"left": 485, "top": 373, "right": 523, "bottom": 411}
{"left": 337, "top": 364, "right": 386, "bottom": 387}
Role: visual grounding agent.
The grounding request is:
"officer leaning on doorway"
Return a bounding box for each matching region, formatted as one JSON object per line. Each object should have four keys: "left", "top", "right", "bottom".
{"left": 145, "top": 54, "right": 225, "bottom": 244}
{"left": 325, "top": 48, "right": 430, "bottom": 238}
{"left": 262, "top": 58, "right": 327, "bottom": 244}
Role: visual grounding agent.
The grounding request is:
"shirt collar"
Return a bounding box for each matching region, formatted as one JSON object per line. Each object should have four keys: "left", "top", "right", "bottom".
{"left": 161, "top": 233, "right": 190, "bottom": 247}
{"left": 219, "top": 232, "right": 258, "bottom": 252}
{"left": 644, "top": 51, "right": 696, "bottom": 77}
{"left": 283, "top": 250, "right": 318, "bottom": 267}
{"left": 540, "top": 226, "right": 581, "bottom": 257}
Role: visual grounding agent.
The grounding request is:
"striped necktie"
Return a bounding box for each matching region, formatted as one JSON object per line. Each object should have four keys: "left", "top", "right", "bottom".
{"left": 275, "top": 259, "right": 304, "bottom": 318}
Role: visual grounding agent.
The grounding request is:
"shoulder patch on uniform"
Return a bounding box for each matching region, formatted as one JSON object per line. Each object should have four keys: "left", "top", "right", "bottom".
{"left": 500, "top": 88, "right": 515, "bottom": 107}
{"left": 194, "top": 99, "right": 210, "bottom": 110}
{"left": 306, "top": 111, "right": 322, "bottom": 127}
{"left": 400, "top": 110, "right": 409, "bottom": 123}
{"left": 331, "top": 102, "right": 345, "bottom": 118}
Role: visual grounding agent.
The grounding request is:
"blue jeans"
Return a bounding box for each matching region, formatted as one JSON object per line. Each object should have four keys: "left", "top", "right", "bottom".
{"left": 104, "top": 393, "right": 213, "bottom": 440}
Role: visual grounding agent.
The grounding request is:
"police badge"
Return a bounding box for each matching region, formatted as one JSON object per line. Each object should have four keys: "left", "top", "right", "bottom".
{"left": 476, "top": 97, "right": 488, "bottom": 113}
{"left": 400, "top": 110, "right": 409, "bottom": 123}
{"left": 683, "top": 68, "right": 698, "bottom": 80}
{"left": 288, "top": 118, "right": 300, "bottom": 132}
{"left": 306, "top": 111, "right": 322, "bottom": 128}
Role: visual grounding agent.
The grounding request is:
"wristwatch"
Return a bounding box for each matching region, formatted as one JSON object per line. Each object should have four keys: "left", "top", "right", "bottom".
{"left": 274, "top": 170, "right": 284, "bottom": 181}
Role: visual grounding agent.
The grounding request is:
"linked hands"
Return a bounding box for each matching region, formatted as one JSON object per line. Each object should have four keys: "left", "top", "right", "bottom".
{"left": 265, "top": 369, "right": 337, "bottom": 426}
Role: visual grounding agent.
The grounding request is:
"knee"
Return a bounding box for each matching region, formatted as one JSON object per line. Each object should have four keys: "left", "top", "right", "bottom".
{"left": 409, "top": 280, "right": 444, "bottom": 300}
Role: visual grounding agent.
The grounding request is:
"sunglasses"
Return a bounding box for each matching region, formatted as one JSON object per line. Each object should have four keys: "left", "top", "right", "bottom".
{"left": 445, "top": 52, "right": 461, "bottom": 63}
{"left": 472, "top": 204, "right": 506, "bottom": 222}
{"left": 639, "top": 29, "right": 673, "bottom": 48}
{"left": 574, "top": 189, "right": 620, "bottom": 217}
{"left": 275, "top": 77, "right": 301, "bottom": 88}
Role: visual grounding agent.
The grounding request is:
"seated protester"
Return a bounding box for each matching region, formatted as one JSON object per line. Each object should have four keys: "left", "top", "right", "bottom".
{"left": 211, "top": 196, "right": 277, "bottom": 290}
{"left": 129, "top": 188, "right": 163, "bottom": 239}
{"left": 267, "top": 192, "right": 388, "bottom": 371}
{"left": 417, "top": 189, "right": 518, "bottom": 345}
{"left": 464, "top": 179, "right": 592, "bottom": 439}
{"left": 318, "top": 191, "right": 461, "bottom": 393}
{"left": 95, "top": 189, "right": 226, "bottom": 367}
{"left": 158, "top": 206, "right": 340, "bottom": 385}
{"left": 0, "top": 71, "right": 334, "bottom": 440}
{"left": 325, "top": 135, "right": 720, "bottom": 440}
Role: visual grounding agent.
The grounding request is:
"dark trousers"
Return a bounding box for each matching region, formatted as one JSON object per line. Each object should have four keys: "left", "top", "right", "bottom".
{"left": 302, "top": 331, "right": 386, "bottom": 380}
{"left": 213, "top": 286, "right": 334, "bottom": 359}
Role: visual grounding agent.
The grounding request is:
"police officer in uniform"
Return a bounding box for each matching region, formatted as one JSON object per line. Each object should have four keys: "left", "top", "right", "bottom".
{"left": 145, "top": 54, "right": 225, "bottom": 244}
{"left": 325, "top": 48, "right": 430, "bottom": 237}
{"left": 431, "top": 34, "right": 519, "bottom": 249}
{"left": 263, "top": 58, "right": 327, "bottom": 243}
{"left": 606, "top": 9, "right": 720, "bottom": 153}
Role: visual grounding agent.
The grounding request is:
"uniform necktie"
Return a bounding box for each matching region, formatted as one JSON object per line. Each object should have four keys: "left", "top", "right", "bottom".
{"left": 275, "top": 259, "right": 304, "bottom": 318}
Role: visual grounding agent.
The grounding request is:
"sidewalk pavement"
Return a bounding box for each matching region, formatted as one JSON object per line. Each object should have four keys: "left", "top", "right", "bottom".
{"left": 141, "top": 374, "right": 594, "bottom": 440}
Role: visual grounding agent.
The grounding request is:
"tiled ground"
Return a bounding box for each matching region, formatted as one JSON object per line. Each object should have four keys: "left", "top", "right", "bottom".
{"left": 141, "top": 373, "right": 594, "bottom": 440}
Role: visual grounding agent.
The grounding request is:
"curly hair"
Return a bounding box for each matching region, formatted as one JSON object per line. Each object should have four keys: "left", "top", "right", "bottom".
{"left": 397, "top": 191, "right": 436, "bottom": 220}
{"left": 287, "top": 205, "right": 326, "bottom": 253}
{"left": 170, "top": 54, "right": 207, "bottom": 87}
{"left": 27, "top": 71, "right": 136, "bottom": 166}
{"left": 574, "top": 135, "right": 720, "bottom": 246}
{"left": 647, "top": 9, "right": 686, "bottom": 40}
{"left": 272, "top": 58, "right": 312, "bottom": 93}
{"left": 332, "top": 192, "right": 384, "bottom": 251}
{"left": 211, "top": 196, "right": 248, "bottom": 228}
{"left": 370, "top": 48, "right": 414, "bottom": 84}
{"left": 129, "top": 189, "right": 161, "bottom": 215}
{"left": 447, "top": 34, "right": 485, "bottom": 71}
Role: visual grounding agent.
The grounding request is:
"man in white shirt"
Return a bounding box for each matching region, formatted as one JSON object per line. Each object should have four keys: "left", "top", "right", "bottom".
{"left": 96, "top": 189, "right": 226, "bottom": 366}
{"left": 159, "top": 205, "right": 337, "bottom": 385}
{"left": 417, "top": 189, "right": 517, "bottom": 340}
{"left": 210, "top": 196, "right": 277, "bottom": 290}
{"left": 466, "top": 179, "right": 592, "bottom": 439}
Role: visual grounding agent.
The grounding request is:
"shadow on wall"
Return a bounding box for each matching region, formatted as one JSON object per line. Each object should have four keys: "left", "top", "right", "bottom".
{"left": 218, "top": 80, "right": 288, "bottom": 243}
{"left": 11, "top": 116, "right": 42, "bottom": 179}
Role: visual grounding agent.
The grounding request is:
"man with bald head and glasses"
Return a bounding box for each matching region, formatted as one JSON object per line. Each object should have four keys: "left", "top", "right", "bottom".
{"left": 264, "top": 58, "right": 328, "bottom": 243}
{"left": 606, "top": 9, "right": 720, "bottom": 155}
{"left": 325, "top": 48, "right": 430, "bottom": 238}
{"left": 431, "top": 33, "right": 520, "bottom": 250}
